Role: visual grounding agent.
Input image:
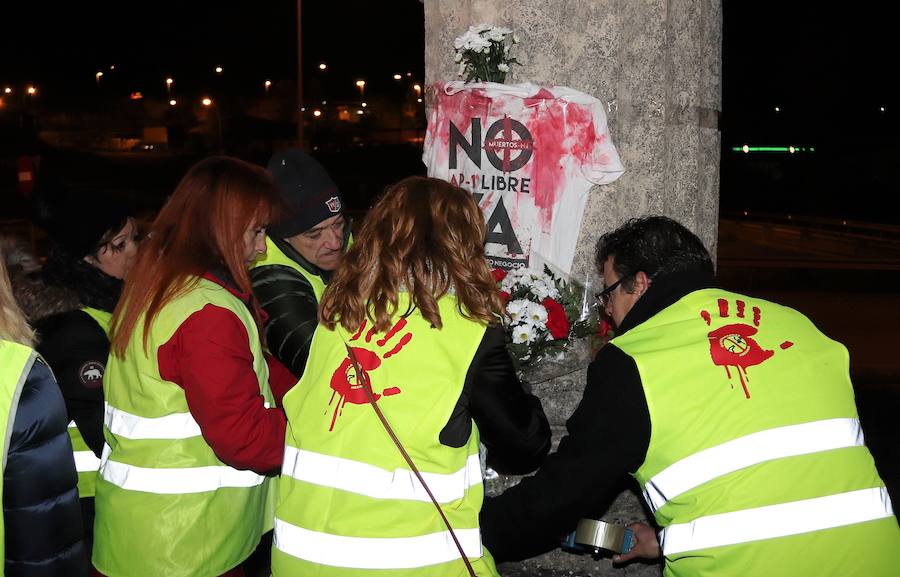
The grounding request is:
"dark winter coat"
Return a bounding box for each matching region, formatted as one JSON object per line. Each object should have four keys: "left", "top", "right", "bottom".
{"left": 4, "top": 356, "right": 88, "bottom": 576}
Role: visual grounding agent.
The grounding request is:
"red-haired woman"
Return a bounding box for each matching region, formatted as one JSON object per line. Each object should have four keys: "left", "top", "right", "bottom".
{"left": 271, "top": 176, "right": 551, "bottom": 577}
{"left": 92, "top": 157, "right": 297, "bottom": 577}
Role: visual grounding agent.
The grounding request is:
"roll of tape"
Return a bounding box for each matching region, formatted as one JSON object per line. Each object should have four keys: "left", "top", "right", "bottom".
{"left": 574, "top": 519, "right": 628, "bottom": 554}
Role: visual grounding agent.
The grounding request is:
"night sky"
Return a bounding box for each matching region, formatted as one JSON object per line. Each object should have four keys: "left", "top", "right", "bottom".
{"left": 3, "top": 1, "right": 896, "bottom": 222}
{"left": 1, "top": 1, "right": 425, "bottom": 104}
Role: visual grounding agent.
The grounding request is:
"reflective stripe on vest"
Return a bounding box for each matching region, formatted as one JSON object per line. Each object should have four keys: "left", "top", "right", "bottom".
{"left": 643, "top": 417, "right": 865, "bottom": 512}
{"left": 101, "top": 459, "right": 265, "bottom": 494}
{"left": 282, "top": 446, "right": 482, "bottom": 504}
{"left": 273, "top": 518, "right": 483, "bottom": 570}
{"left": 661, "top": 486, "right": 894, "bottom": 556}
{"left": 100, "top": 401, "right": 267, "bottom": 494}
{"left": 104, "top": 402, "right": 201, "bottom": 439}
{"left": 68, "top": 421, "right": 101, "bottom": 473}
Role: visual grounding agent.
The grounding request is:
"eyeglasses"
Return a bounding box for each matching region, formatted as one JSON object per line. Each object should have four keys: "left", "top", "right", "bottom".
{"left": 596, "top": 277, "right": 626, "bottom": 308}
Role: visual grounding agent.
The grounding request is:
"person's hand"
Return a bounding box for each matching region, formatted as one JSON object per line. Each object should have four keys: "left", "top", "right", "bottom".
{"left": 612, "top": 522, "right": 660, "bottom": 563}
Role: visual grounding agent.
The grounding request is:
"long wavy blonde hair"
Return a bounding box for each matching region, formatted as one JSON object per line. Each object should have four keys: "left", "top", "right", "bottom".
{"left": 0, "top": 247, "right": 34, "bottom": 347}
{"left": 320, "top": 176, "right": 502, "bottom": 332}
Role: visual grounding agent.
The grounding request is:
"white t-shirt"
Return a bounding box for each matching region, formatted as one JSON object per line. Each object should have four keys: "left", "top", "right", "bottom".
{"left": 424, "top": 81, "right": 624, "bottom": 274}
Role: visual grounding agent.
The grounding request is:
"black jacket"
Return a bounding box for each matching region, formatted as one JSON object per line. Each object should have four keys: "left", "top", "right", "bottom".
{"left": 35, "top": 312, "right": 108, "bottom": 457}
{"left": 480, "top": 268, "right": 717, "bottom": 562}
{"left": 442, "top": 324, "right": 551, "bottom": 474}
{"left": 4, "top": 356, "right": 88, "bottom": 576}
{"left": 34, "top": 255, "right": 120, "bottom": 459}
{"left": 250, "top": 236, "right": 333, "bottom": 378}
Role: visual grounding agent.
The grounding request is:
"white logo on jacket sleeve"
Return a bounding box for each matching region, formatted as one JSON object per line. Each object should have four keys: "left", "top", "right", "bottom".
{"left": 79, "top": 361, "right": 105, "bottom": 388}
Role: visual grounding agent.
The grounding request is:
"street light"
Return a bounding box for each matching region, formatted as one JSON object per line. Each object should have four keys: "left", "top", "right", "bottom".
{"left": 26, "top": 86, "right": 36, "bottom": 96}
{"left": 393, "top": 74, "right": 402, "bottom": 80}
{"left": 202, "top": 97, "right": 223, "bottom": 151}
{"left": 215, "top": 66, "right": 224, "bottom": 74}
{"left": 356, "top": 79, "right": 366, "bottom": 102}
{"left": 96, "top": 71, "right": 104, "bottom": 85}
{"left": 169, "top": 99, "right": 177, "bottom": 106}
{"left": 264, "top": 79, "right": 272, "bottom": 93}
{"left": 166, "top": 77, "right": 174, "bottom": 94}
{"left": 318, "top": 63, "right": 327, "bottom": 71}
{"left": 3, "top": 87, "right": 11, "bottom": 95}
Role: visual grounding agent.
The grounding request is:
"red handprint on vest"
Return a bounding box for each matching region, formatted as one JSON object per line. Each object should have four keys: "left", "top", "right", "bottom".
{"left": 700, "top": 298, "right": 792, "bottom": 399}
{"left": 327, "top": 318, "right": 413, "bottom": 431}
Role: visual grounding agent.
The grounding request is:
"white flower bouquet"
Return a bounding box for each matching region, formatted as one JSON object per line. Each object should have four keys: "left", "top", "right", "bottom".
{"left": 494, "top": 266, "right": 598, "bottom": 377}
{"left": 453, "top": 24, "right": 519, "bottom": 83}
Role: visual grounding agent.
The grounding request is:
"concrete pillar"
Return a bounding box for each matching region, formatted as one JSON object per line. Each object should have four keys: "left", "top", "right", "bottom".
{"left": 425, "top": 1, "right": 721, "bottom": 575}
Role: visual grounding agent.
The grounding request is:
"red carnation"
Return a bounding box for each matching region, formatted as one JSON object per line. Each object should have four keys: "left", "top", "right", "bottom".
{"left": 491, "top": 268, "right": 508, "bottom": 283}
{"left": 598, "top": 318, "right": 612, "bottom": 339}
{"left": 542, "top": 298, "right": 570, "bottom": 339}
{"left": 499, "top": 290, "right": 511, "bottom": 304}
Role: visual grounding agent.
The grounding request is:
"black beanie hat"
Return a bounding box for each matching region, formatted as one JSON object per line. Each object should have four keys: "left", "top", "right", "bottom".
{"left": 266, "top": 149, "right": 344, "bottom": 238}
{"left": 47, "top": 192, "right": 133, "bottom": 260}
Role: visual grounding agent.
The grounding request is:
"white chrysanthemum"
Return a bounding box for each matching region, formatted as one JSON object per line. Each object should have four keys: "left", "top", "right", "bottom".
{"left": 511, "top": 322, "right": 538, "bottom": 344}
{"left": 505, "top": 299, "right": 529, "bottom": 324}
{"left": 463, "top": 33, "right": 491, "bottom": 52}
{"left": 526, "top": 270, "right": 544, "bottom": 284}
{"left": 497, "top": 63, "right": 510, "bottom": 72}
{"left": 455, "top": 30, "right": 490, "bottom": 52}
{"left": 535, "top": 280, "right": 562, "bottom": 301}
{"left": 486, "top": 27, "right": 511, "bottom": 42}
{"left": 527, "top": 278, "right": 547, "bottom": 297}
{"left": 524, "top": 301, "right": 548, "bottom": 327}
{"left": 499, "top": 268, "right": 526, "bottom": 292}
{"left": 454, "top": 52, "right": 463, "bottom": 62}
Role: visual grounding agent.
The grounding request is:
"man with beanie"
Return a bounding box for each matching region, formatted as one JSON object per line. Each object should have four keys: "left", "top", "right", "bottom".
{"left": 250, "top": 148, "right": 351, "bottom": 378}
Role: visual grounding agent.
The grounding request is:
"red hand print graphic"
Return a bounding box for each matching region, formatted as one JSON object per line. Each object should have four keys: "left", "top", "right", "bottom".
{"left": 327, "top": 318, "right": 413, "bottom": 431}
{"left": 700, "top": 298, "right": 792, "bottom": 399}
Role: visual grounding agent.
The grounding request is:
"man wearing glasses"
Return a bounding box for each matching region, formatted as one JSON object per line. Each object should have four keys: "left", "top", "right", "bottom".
{"left": 481, "top": 216, "right": 899, "bottom": 576}
{"left": 251, "top": 148, "right": 351, "bottom": 380}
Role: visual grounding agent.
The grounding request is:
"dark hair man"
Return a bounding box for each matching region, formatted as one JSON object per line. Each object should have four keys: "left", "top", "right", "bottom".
{"left": 250, "top": 149, "right": 351, "bottom": 378}
{"left": 481, "top": 216, "right": 899, "bottom": 576}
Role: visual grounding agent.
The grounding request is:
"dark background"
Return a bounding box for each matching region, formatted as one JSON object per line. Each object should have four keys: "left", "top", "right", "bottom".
{"left": 721, "top": 3, "right": 898, "bottom": 223}
{"left": 2, "top": 1, "right": 896, "bottom": 222}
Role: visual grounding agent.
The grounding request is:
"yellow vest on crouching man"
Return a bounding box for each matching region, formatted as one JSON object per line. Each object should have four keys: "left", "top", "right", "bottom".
{"left": 272, "top": 293, "right": 501, "bottom": 577}
{"left": 612, "top": 288, "right": 900, "bottom": 577}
